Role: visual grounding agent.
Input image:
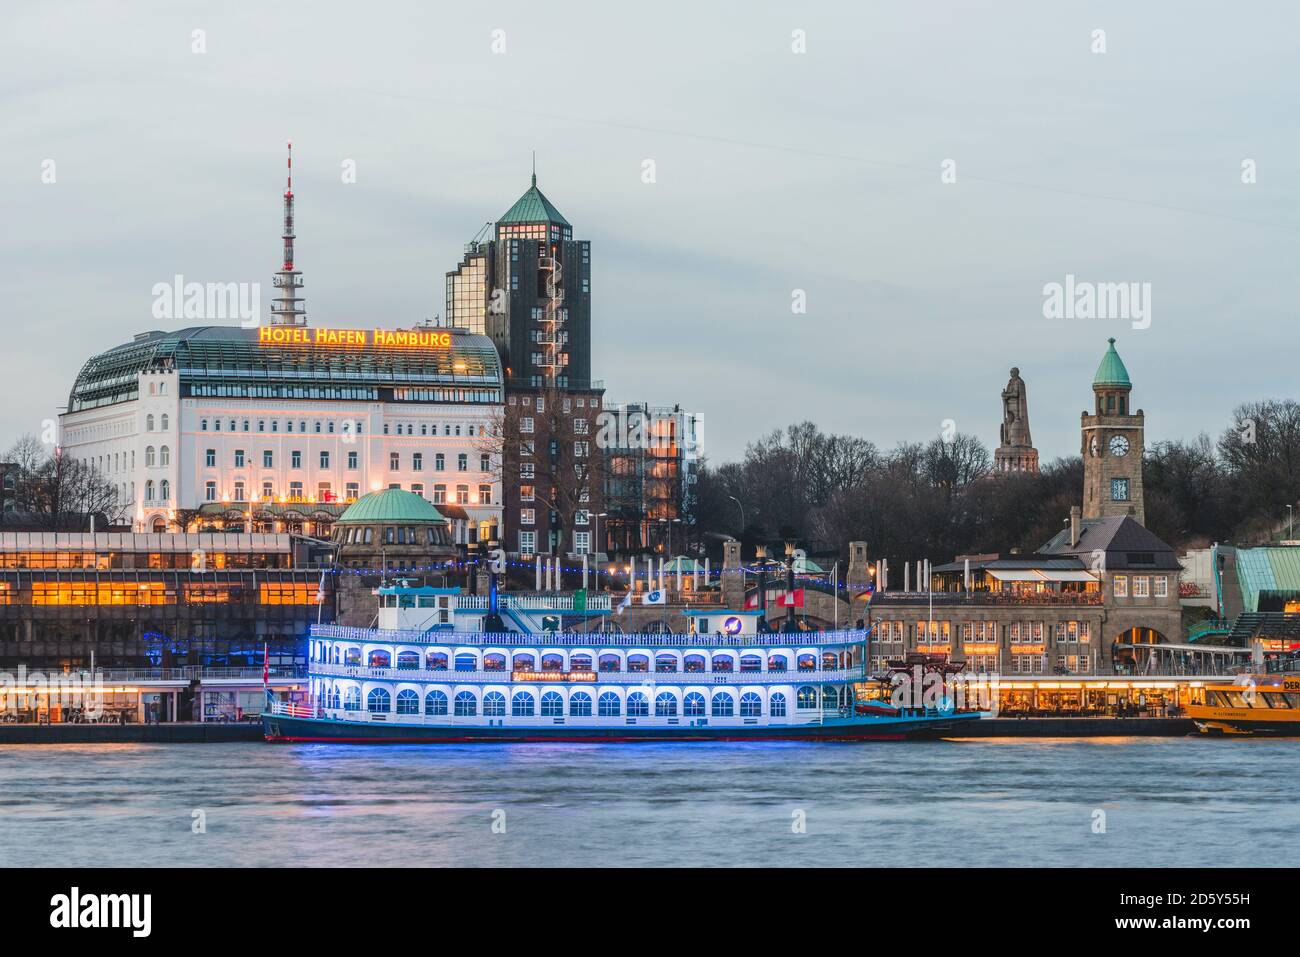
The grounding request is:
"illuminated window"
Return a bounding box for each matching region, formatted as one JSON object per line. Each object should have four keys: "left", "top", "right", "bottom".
{"left": 711, "top": 693, "right": 734, "bottom": 717}
{"left": 770, "top": 693, "right": 787, "bottom": 718}
{"left": 740, "top": 693, "right": 762, "bottom": 718}
{"left": 396, "top": 690, "right": 419, "bottom": 715}
{"left": 366, "top": 688, "right": 391, "bottom": 713}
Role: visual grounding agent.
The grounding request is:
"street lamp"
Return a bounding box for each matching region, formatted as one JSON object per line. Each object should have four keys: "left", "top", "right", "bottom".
{"left": 1288, "top": 504, "right": 1294, "bottom": 540}
{"left": 728, "top": 495, "right": 746, "bottom": 531}
{"left": 593, "top": 512, "right": 607, "bottom": 564}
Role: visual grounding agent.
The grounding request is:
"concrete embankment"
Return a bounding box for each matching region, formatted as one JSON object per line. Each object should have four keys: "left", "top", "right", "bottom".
{"left": 0, "top": 722, "right": 264, "bottom": 744}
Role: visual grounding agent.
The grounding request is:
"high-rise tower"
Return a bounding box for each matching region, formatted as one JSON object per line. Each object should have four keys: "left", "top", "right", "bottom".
{"left": 270, "top": 142, "right": 307, "bottom": 326}
{"left": 994, "top": 366, "right": 1039, "bottom": 474}
{"left": 1081, "top": 338, "right": 1145, "bottom": 524}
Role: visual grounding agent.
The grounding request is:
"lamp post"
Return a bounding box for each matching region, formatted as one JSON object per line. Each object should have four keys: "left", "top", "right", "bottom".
{"left": 727, "top": 495, "right": 746, "bottom": 532}
{"left": 1288, "top": 504, "right": 1294, "bottom": 540}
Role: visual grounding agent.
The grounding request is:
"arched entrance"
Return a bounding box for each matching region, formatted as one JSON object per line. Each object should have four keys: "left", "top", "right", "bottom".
{"left": 1111, "top": 626, "right": 1170, "bottom": 674}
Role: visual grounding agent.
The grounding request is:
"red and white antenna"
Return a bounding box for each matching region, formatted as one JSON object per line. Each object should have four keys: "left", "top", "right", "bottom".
{"left": 270, "top": 140, "right": 307, "bottom": 326}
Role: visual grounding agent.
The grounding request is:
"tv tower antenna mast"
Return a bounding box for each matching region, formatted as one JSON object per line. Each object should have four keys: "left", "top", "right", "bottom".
{"left": 270, "top": 141, "right": 307, "bottom": 326}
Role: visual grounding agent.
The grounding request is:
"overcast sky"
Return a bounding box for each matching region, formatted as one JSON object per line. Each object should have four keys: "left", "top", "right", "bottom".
{"left": 3, "top": 1, "right": 1297, "bottom": 463}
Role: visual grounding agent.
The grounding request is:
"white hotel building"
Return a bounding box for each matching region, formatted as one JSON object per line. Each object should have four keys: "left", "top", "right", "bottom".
{"left": 58, "top": 324, "right": 504, "bottom": 544}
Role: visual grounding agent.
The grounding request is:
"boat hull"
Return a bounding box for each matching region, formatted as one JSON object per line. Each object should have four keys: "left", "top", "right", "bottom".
{"left": 262, "top": 711, "right": 980, "bottom": 743}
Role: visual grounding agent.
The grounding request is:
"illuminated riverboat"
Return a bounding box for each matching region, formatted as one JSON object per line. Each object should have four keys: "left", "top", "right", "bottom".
{"left": 263, "top": 582, "right": 980, "bottom": 742}
{"left": 1187, "top": 652, "right": 1300, "bottom": 735}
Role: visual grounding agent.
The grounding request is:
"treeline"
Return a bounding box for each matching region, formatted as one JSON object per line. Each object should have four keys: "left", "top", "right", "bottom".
{"left": 2, "top": 435, "right": 123, "bottom": 531}
{"left": 691, "top": 399, "right": 1300, "bottom": 561}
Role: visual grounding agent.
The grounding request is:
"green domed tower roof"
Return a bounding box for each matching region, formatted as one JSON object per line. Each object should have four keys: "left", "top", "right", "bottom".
{"left": 498, "top": 173, "right": 570, "bottom": 227}
{"left": 336, "top": 488, "right": 447, "bottom": 524}
{"left": 1092, "top": 337, "right": 1131, "bottom": 389}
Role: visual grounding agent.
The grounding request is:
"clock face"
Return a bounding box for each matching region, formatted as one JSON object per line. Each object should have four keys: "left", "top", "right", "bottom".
{"left": 1108, "top": 435, "right": 1130, "bottom": 457}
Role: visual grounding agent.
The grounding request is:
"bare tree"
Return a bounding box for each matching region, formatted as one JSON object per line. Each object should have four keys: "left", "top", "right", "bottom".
{"left": 3, "top": 436, "right": 124, "bottom": 531}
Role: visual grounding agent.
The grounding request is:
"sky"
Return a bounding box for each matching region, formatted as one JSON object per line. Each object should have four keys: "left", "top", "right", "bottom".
{"left": 3, "top": 1, "right": 1297, "bottom": 464}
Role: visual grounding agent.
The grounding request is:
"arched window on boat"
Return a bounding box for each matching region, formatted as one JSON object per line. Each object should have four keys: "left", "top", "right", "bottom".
{"left": 797, "top": 654, "right": 817, "bottom": 672}
{"left": 368, "top": 650, "right": 391, "bottom": 668}
{"left": 711, "top": 692, "right": 734, "bottom": 717}
{"left": 740, "top": 692, "right": 762, "bottom": 717}
{"left": 396, "top": 651, "right": 419, "bottom": 670}
{"left": 367, "top": 688, "right": 391, "bottom": 713}
{"left": 796, "top": 686, "right": 818, "bottom": 710}
{"left": 541, "top": 691, "right": 564, "bottom": 717}
{"left": 821, "top": 651, "right": 839, "bottom": 671}
{"left": 711, "top": 654, "right": 733, "bottom": 673}
{"left": 483, "top": 653, "right": 506, "bottom": 672}
{"left": 512, "top": 691, "right": 535, "bottom": 717}
{"left": 684, "top": 654, "right": 706, "bottom": 674}
{"left": 512, "top": 653, "right": 536, "bottom": 671}
{"left": 328, "top": 686, "right": 342, "bottom": 709}
{"left": 598, "top": 692, "right": 621, "bottom": 717}
{"left": 425, "top": 690, "right": 448, "bottom": 716}
{"left": 655, "top": 692, "right": 678, "bottom": 717}
{"left": 739, "top": 655, "right": 762, "bottom": 673}
{"left": 426, "top": 651, "right": 448, "bottom": 671}
{"left": 684, "top": 692, "right": 706, "bottom": 717}
{"left": 598, "top": 654, "right": 621, "bottom": 673}
{"left": 483, "top": 692, "right": 506, "bottom": 717}
{"left": 344, "top": 648, "right": 361, "bottom": 666}
{"left": 655, "top": 654, "right": 678, "bottom": 673}
{"left": 823, "top": 686, "right": 844, "bottom": 709}
{"left": 569, "top": 692, "right": 593, "bottom": 717}
{"left": 453, "top": 653, "right": 478, "bottom": 672}
{"left": 627, "top": 692, "right": 649, "bottom": 717}
{"left": 454, "top": 691, "right": 479, "bottom": 716}
{"left": 627, "top": 654, "right": 649, "bottom": 673}
{"left": 770, "top": 693, "right": 787, "bottom": 717}
{"left": 343, "top": 687, "right": 361, "bottom": 711}
{"left": 541, "top": 653, "right": 564, "bottom": 671}
{"left": 570, "top": 654, "right": 593, "bottom": 672}
{"left": 333, "top": 647, "right": 340, "bottom": 664}
{"left": 396, "top": 689, "right": 419, "bottom": 715}
{"left": 767, "top": 654, "right": 789, "bottom": 672}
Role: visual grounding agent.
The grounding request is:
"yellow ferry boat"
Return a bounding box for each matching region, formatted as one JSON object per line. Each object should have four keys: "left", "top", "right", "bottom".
{"left": 1187, "top": 655, "right": 1300, "bottom": 735}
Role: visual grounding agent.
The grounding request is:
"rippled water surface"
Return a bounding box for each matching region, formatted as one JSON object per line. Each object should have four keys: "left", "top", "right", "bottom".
{"left": 0, "top": 738, "right": 1293, "bottom": 867}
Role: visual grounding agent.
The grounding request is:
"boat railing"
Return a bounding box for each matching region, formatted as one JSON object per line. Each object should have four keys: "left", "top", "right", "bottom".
{"left": 309, "top": 624, "right": 870, "bottom": 647}
{"left": 266, "top": 701, "right": 315, "bottom": 718}
{"left": 307, "top": 662, "right": 866, "bottom": 684}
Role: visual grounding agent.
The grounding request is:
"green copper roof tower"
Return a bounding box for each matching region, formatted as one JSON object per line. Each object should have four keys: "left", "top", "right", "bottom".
{"left": 1092, "top": 337, "right": 1132, "bottom": 389}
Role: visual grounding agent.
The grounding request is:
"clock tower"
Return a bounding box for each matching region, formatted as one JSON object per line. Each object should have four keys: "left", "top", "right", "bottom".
{"left": 1081, "top": 338, "right": 1145, "bottom": 525}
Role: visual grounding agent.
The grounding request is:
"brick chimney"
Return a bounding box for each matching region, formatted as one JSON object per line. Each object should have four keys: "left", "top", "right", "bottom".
{"left": 1070, "top": 506, "right": 1081, "bottom": 548}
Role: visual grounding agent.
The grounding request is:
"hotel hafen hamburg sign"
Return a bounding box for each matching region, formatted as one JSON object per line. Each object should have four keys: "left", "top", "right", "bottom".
{"left": 257, "top": 327, "right": 453, "bottom": 348}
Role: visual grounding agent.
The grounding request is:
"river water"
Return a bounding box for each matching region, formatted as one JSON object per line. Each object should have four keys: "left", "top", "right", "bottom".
{"left": 0, "top": 737, "right": 1292, "bottom": 867}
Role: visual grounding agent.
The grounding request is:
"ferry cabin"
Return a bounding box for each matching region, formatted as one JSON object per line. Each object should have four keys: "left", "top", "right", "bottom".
{"left": 305, "top": 586, "right": 864, "bottom": 728}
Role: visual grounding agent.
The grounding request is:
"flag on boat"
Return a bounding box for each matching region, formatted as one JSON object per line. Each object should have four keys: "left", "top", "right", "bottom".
{"left": 642, "top": 588, "right": 666, "bottom": 605}
{"left": 855, "top": 583, "right": 877, "bottom": 603}
{"left": 615, "top": 591, "right": 633, "bottom": 616}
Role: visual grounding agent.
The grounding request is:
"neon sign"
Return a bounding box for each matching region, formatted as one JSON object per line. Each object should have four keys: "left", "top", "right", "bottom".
{"left": 257, "top": 327, "right": 452, "bottom": 348}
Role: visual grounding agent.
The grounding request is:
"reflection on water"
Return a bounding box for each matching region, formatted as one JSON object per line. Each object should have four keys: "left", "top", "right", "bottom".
{"left": 0, "top": 738, "right": 1293, "bottom": 867}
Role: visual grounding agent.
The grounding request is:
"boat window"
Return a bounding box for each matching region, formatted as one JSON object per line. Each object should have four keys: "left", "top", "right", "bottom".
{"left": 821, "top": 652, "right": 838, "bottom": 670}
{"left": 711, "top": 655, "right": 733, "bottom": 673}
{"left": 368, "top": 650, "right": 391, "bottom": 668}
{"left": 770, "top": 693, "right": 787, "bottom": 717}
{"left": 797, "top": 686, "right": 818, "bottom": 709}
{"left": 396, "top": 651, "right": 419, "bottom": 670}
{"left": 627, "top": 692, "right": 649, "bottom": 717}
{"left": 425, "top": 691, "right": 448, "bottom": 716}
{"left": 627, "top": 654, "right": 649, "bottom": 673}
{"left": 417, "top": 596, "right": 436, "bottom": 608}
{"left": 541, "top": 691, "right": 564, "bottom": 717}
{"left": 367, "top": 688, "right": 391, "bottom": 713}
{"left": 598, "top": 654, "right": 621, "bottom": 673}
{"left": 482, "top": 654, "right": 506, "bottom": 671}
{"left": 598, "top": 692, "right": 621, "bottom": 717}
{"left": 344, "top": 648, "right": 361, "bottom": 666}
{"left": 512, "top": 653, "right": 536, "bottom": 671}
{"left": 711, "top": 693, "right": 734, "bottom": 717}
{"left": 570, "top": 692, "right": 593, "bottom": 717}
{"left": 455, "top": 691, "right": 479, "bottom": 716}
{"left": 483, "top": 692, "right": 505, "bottom": 717}
{"left": 684, "top": 692, "right": 706, "bottom": 717}
{"left": 684, "top": 654, "right": 706, "bottom": 673}
{"left": 740, "top": 655, "right": 762, "bottom": 673}
{"left": 396, "top": 689, "right": 419, "bottom": 714}
{"left": 655, "top": 692, "right": 678, "bottom": 717}
{"left": 511, "top": 692, "right": 536, "bottom": 717}
{"left": 655, "top": 655, "right": 678, "bottom": 673}
{"left": 455, "top": 653, "right": 479, "bottom": 672}
{"left": 343, "top": 688, "right": 361, "bottom": 711}
{"left": 570, "top": 654, "right": 593, "bottom": 671}
{"left": 768, "top": 655, "right": 788, "bottom": 672}
{"left": 541, "top": 654, "right": 564, "bottom": 671}
{"left": 740, "top": 692, "right": 762, "bottom": 717}
{"left": 426, "top": 652, "right": 448, "bottom": 671}
{"left": 797, "top": 654, "right": 817, "bottom": 672}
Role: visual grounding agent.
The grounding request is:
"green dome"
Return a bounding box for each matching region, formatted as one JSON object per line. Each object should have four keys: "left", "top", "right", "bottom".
{"left": 1093, "top": 337, "right": 1131, "bottom": 388}
{"left": 336, "top": 488, "right": 447, "bottom": 524}
{"left": 499, "top": 174, "right": 570, "bottom": 227}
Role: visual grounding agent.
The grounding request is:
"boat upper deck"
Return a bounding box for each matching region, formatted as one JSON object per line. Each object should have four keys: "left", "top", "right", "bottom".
{"left": 310, "top": 623, "right": 873, "bottom": 649}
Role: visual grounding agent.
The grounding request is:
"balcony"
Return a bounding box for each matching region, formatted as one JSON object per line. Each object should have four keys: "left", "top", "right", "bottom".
{"left": 876, "top": 590, "right": 1103, "bottom": 607}
{"left": 309, "top": 662, "right": 865, "bottom": 684}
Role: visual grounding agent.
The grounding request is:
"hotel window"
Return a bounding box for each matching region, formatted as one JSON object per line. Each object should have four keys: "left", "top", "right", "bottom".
{"left": 521, "top": 440, "right": 535, "bottom": 456}
{"left": 456, "top": 484, "right": 469, "bottom": 505}
{"left": 412, "top": 453, "right": 423, "bottom": 471}
{"left": 1009, "top": 622, "right": 1021, "bottom": 641}
{"left": 457, "top": 453, "right": 468, "bottom": 472}
{"left": 574, "top": 442, "right": 588, "bottom": 458}
{"left": 574, "top": 531, "right": 590, "bottom": 555}
{"left": 389, "top": 452, "right": 399, "bottom": 471}
{"left": 318, "top": 482, "right": 331, "bottom": 500}
{"left": 289, "top": 481, "right": 303, "bottom": 497}
{"left": 205, "top": 481, "right": 216, "bottom": 501}
{"left": 205, "top": 449, "right": 216, "bottom": 467}
{"left": 1113, "top": 575, "right": 1128, "bottom": 598}
{"left": 201, "top": 419, "right": 208, "bottom": 431}
{"left": 257, "top": 420, "right": 265, "bottom": 432}
{"left": 263, "top": 450, "right": 273, "bottom": 468}
{"left": 519, "top": 531, "right": 536, "bottom": 555}
{"left": 144, "top": 480, "right": 154, "bottom": 501}
{"left": 346, "top": 482, "right": 359, "bottom": 500}
{"left": 159, "top": 480, "right": 170, "bottom": 501}
{"left": 233, "top": 449, "right": 245, "bottom": 467}
{"left": 1134, "top": 576, "right": 1150, "bottom": 598}
{"left": 1079, "top": 621, "right": 1091, "bottom": 641}
{"left": 521, "top": 417, "right": 534, "bottom": 434}
{"left": 233, "top": 481, "right": 245, "bottom": 501}
{"left": 286, "top": 421, "right": 294, "bottom": 433}
{"left": 262, "top": 481, "right": 273, "bottom": 499}
{"left": 575, "top": 509, "right": 589, "bottom": 525}
{"left": 291, "top": 451, "right": 302, "bottom": 469}
{"left": 521, "top": 463, "right": 535, "bottom": 479}
{"left": 271, "top": 421, "right": 279, "bottom": 433}
{"left": 435, "top": 454, "right": 445, "bottom": 471}
{"left": 347, "top": 451, "right": 358, "bottom": 469}
{"left": 574, "top": 418, "right": 589, "bottom": 434}
{"left": 146, "top": 414, "right": 155, "bottom": 431}
{"left": 433, "top": 484, "right": 446, "bottom": 504}
{"left": 1031, "top": 621, "right": 1043, "bottom": 641}
{"left": 242, "top": 420, "right": 250, "bottom": 432}
{"left": 478, "top": 484, "right": 491, "bottom": 504}
{"left": 320, "top": 451, "right": 330, "bottom": 469}
{"left": 411, "top": 483, "right": 424, "bottom": 498}
{"left": 480, "top": 454, "right": 490, "bottom": 471}
{"left": 520, "top": 485, "right": 535, "bottom": 502}
{"left": 214, "top": 420, "right": 221, "bottom": 432}
{"left": 1154, "top": 576, "right": 1168, "bottom": 598}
